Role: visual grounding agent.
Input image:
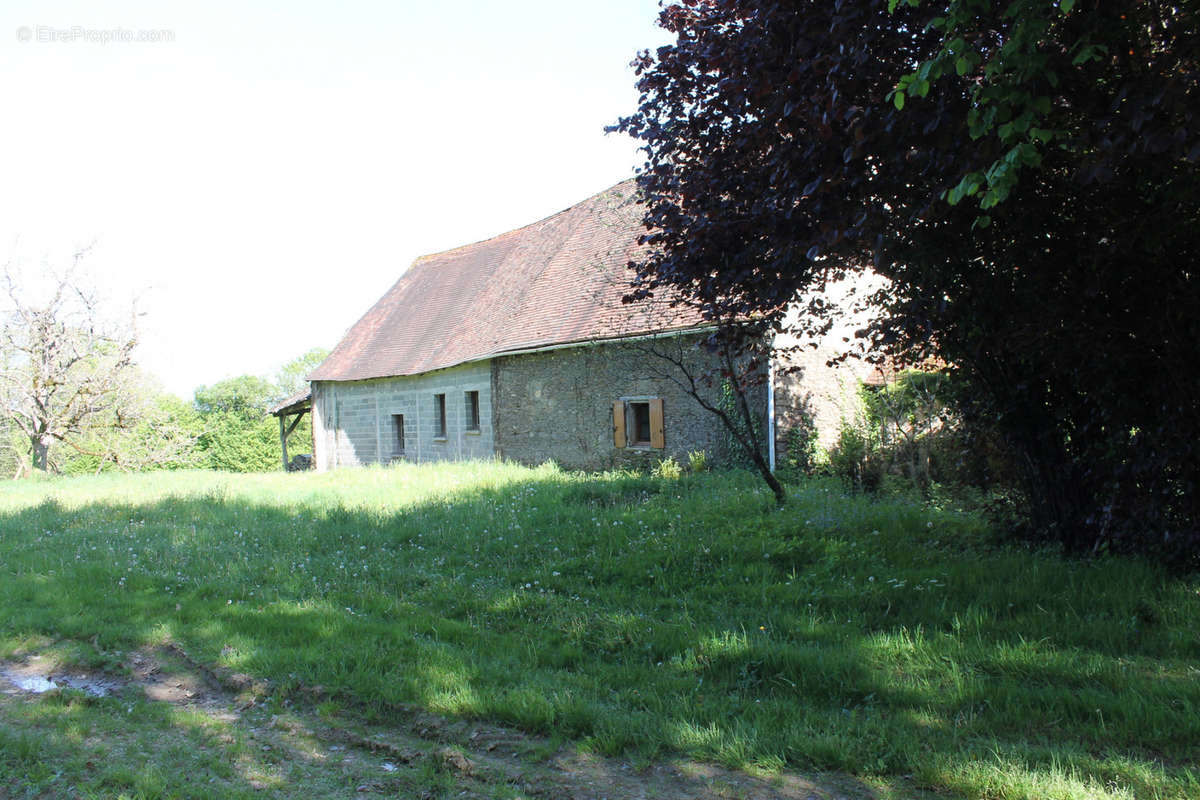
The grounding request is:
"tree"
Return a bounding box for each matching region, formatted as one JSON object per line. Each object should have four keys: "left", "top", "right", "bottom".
{"left": 59, "top": 372, "right": 203, "bottom": 474}
{"left": 613, "top": 2, "right": 1200, "bottom": 557}
{"left": 0, "top": 252, "right": 141, "bottom": 473}
{"left": 194, "top": 375, "right": 277, "bottom": 417}
{"left": 193, "top": 375, "right": 280, "bottom": 472}
{"left": 890, "top": 1, "right": 1199, "bottom": 215}
{"left": 274, "top": 347, "right": 329, "bottom": 398}
{"left": 190, "top": 346, "right": 328, "bottom": 473}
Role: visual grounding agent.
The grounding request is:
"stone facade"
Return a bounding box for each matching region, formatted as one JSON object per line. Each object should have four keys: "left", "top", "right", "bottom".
{"left": 493, "top": 335, "right": 764, "bottom": 470}
{"left": 771, "top": 273, "right": 887, "bottom": 453}
{"left": 310, "top": 330, "right": 874, "bottom": 473}
{"left": 311, "top": 361, "right": 493, "bottom": 471}
{"left": 772, "top": 342, "right": 873, "bottom": 451}
{"left": 311, "top": 334, "right": 775, "bottom": 472}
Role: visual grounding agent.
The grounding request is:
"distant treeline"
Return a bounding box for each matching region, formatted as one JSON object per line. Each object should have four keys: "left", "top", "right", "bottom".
{"left": 0, "top": 348, "right": 326, "bottom": 477}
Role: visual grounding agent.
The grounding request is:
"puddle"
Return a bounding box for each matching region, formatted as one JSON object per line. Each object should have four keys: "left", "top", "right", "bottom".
{"left": 1, "top": 666, "right": 116, "bottom": 698}
{"left": 7, "top": 672, "right": 58, "bottom": 693}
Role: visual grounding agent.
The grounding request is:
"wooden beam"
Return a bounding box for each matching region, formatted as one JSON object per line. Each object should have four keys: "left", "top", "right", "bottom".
{"left": 284, "top": 411, "right": 305, "bottom": 439}
{"left": 271, "top": 400, "right": 312, "bottom": 418}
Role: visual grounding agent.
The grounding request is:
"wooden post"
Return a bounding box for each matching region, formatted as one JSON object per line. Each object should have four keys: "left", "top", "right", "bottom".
{"left": 279, "top": 415, "right": 289, "bottom": 471}
{"left": 278, "top": 411, "right": 307, "bottom": 472}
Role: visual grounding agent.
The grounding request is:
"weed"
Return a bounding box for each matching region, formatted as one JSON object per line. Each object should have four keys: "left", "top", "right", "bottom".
{"left": 653, "top": 456, "right": 683, "bottom": 480}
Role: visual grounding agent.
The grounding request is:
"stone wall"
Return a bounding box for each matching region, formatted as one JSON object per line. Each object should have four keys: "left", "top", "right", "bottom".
{"left": 770, "top": 271, "right": 888, "bottom": 455}
{"left": 493, "top": 335, "right": 765, "bottom": 471}
{"left": 772, "top": 342, "right": 876, "bottom": 451}
{"left": 309, "top": 326, "right": 873, "bottom": 474}
{"left": 311, "top": 361, "right": 494, "bottom": 471}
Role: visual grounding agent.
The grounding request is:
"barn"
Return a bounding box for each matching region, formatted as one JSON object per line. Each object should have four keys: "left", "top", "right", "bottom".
{"left": 303, "top": 181, "right": 872, "bottom": 472}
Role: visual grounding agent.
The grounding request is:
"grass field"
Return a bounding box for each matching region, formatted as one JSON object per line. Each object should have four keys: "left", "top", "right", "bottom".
{"left": 0, "top": 462, "right": 1197, "bottom": 799}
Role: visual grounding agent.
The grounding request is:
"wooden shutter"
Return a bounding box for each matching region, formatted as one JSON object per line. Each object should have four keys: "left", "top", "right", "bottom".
{"left": 613, "top": 401, "right": 626, "bottom": 448}
{"left": 649, "top": 398, "right": 665, "bottom": 449}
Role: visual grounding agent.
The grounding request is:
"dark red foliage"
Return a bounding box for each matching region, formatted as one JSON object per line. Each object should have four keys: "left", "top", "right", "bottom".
{"left": 612, "top": 1, "right": 1200, "bottom": 561}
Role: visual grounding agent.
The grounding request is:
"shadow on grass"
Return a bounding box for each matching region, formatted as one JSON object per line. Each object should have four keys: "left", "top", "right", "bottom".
{"left": 1, "top": 466, "right": 1197, "bottom": 799}
{"left": 0, "top": 684, "right": 308, "bottom": 799}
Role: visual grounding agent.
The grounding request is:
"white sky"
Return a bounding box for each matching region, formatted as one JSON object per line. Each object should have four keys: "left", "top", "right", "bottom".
{"left": 0, "top": 0, "right": 669, "bottom": 397}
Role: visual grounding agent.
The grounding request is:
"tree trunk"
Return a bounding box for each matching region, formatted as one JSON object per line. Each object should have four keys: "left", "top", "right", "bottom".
{"left": 31, "top": 435, "right": 50, "bottom": 472}
{"left": 726, "top": 359, "right": 786, "bottom": 506}
{"left": 1017, "top": 429, "right": 1090, "bottom": 553}
{"left": 749, "top": 445, "right": 787, "bottom": 506}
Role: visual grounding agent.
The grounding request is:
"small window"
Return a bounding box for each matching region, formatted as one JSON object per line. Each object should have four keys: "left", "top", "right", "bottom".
{"left": 629, "top": 401, "right": 652, "bottom": 446}
{"left": 434, "top": 393, "right": 447, "bottom": 438}
{"left": 465, "top": 390, "right": 480, "bottom": 432}
{"left": 613, "top": 397, "right": 665, "bottom": 449}
{"left": 392, "top": 414, "right": 405, "bottom": 456}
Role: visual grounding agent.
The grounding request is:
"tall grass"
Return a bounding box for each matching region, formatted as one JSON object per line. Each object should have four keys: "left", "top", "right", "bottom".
{"left": 0, "top": 463, "right": 1197, "bottom": 799}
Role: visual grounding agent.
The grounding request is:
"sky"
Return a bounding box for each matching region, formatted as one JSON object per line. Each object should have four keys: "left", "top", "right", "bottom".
{"left": 0, "top": 0, "right": 670, "bottom": 398}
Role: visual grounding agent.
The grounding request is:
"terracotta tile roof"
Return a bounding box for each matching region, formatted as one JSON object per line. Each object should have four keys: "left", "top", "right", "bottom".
{"left": 268, "top": 388, "right": 312, "bottom": 417}
{"left": 309, "top": 180, "right": 706, "bottom": 382}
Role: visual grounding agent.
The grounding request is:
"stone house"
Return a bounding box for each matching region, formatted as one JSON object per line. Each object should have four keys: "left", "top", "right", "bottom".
{"left": 306, "top": 181, "right": 873, "bottom": 473}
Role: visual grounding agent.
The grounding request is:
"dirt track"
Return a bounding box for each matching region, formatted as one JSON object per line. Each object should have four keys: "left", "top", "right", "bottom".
{"left": 2, "top": 644, "right": 892, "bottom": 800}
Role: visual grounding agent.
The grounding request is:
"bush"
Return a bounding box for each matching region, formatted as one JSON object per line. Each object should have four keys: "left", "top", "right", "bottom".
{"left": 195, "top": 411, "right": 280, "bottom": 473}
{"left": 826, "top": 422, "right": 882, "bottom": 493}
{"left": 60, "top": 394, "right": 204, "bottom": 475}
{"left": 827, "top": 370, "right": 989, "bottom": 497}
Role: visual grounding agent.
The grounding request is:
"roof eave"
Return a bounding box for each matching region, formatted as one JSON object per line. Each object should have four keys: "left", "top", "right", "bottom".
{"left": 308, "top": 323, "right": 720, "bottom": 385}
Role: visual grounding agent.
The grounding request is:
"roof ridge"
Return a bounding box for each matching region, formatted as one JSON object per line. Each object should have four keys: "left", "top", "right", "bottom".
{"left": 410, "top": 177, "right": 640, "bottom": 264}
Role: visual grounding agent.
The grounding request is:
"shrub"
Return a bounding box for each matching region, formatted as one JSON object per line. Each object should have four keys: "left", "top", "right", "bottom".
{"left": 195, "top": 411, "right": 280, "bottom": 473}
{"left": 826, "top": 421, "right": 882, "bottom": 493}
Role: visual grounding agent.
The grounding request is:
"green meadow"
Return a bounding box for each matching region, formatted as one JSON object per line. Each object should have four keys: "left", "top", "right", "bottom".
{"left": 0, "top": 463, "right": 1197, "bottom": 799}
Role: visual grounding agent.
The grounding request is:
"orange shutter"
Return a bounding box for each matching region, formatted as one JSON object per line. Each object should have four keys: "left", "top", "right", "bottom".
{"left": 613, "top": 401, "right": 626, "bottom": 448}
{"left": 649, "top": 398, "right": 665, "bottom": 449}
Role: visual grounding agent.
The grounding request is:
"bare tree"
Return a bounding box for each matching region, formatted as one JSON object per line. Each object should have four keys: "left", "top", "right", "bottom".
{"left": 66, "top": 368, "right": 204, "bottom": 474}
{"left": 0, "top": 250, "right": 140, "bottom": 472}
{"left": 635, "top": 326, "right": 786, "bottom": 505}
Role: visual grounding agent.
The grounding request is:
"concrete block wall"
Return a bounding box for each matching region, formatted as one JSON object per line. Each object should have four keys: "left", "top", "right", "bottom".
{"left": 311, "top": 361, "right": 494, "bottom": 471}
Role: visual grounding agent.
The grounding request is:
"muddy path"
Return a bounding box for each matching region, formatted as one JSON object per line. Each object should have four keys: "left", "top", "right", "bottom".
{"left": 1, "top": 644, "right": 907, "bottom": 800}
